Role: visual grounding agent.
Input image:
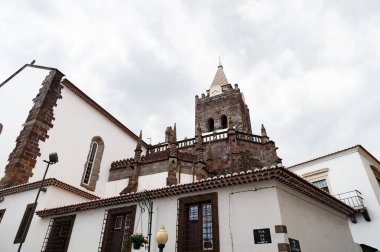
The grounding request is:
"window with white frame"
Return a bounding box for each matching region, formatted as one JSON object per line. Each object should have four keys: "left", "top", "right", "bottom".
{"left": 302, "top": 168, "right": 331, "bottom": 193}
{"left": 312, "top": 179, "right": 330, "bottom": 192}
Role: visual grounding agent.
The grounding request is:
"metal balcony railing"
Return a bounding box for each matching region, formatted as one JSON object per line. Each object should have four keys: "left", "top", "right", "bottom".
{"left": 334, "top": 190, "right": 364, "bottom": 209}
{"left": 334, "top": 190, "right": 371, "bottom": 222}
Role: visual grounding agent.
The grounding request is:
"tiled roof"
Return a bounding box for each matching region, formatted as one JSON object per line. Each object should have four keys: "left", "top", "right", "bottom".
{"left": 36, "top": 166, "right": 355, "bottom": 217}
{"left": 0, "top": 178, "right": 99, "bottom": 200}
{"left": 61, "top": 78, "right": 148, "bottom": 148}
{"left": 288, "top": 145, "right": 380, "bottom": 169}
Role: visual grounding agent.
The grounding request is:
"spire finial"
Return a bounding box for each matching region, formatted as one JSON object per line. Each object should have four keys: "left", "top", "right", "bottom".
{"left": 218, "top": 56, "right": 222, "bottom": 68}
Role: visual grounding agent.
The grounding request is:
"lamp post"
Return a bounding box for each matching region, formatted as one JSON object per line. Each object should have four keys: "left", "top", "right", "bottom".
{"left": 155, "top": 225, "right": 168, "bottom": 252}
{"left": 17, "top": 152, "right": 58, "bottom": 252}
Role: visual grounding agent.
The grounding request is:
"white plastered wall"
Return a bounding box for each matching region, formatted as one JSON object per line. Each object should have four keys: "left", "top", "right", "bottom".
{"left": 30, "top": 180, "right": 358, "bottom": 252}
{"left": 290, "top": 150, "right": 380, "bottom": 249}
{"left": 138, "top": 173, "right": 168, "bottom": 191}
{"left": 104, "top": 178, "right": 129, "bottom": 197}
{"left": 0, "top": 187, "right": 92, "bottom": 252}
{"left": 179, "top": 173, "right": 194, "bottom": 184}
{"left": 276, "top": 182, "right": 357, "bottom": 252}
{"left": 31, "top": 85, "right": 141, "bottom": 197}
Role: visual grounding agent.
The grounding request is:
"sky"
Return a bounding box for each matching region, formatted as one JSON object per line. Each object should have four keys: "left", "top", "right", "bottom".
{"left": 0, "top": 0, "right": 379, "bottom": 166}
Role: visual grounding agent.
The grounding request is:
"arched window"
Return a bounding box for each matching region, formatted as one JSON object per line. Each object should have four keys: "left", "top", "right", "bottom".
{"left": 83, "top": 142, "right": 98, "bottom": 185}
{"left": 208, "top": 118, "right": 214, "bottom": 132}
{"left": 221, "top": 115, "right": 228, "bottom": 129}
{"left": 81, "top": 136, "right": 104, "bottom": 191}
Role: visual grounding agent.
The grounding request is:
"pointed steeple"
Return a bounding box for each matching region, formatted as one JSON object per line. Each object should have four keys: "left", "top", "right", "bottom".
{"left": 209, "top": 62, "right": 229, "bottom": 97}
{"left": 134, "top": 130, "right": 143, "bottom": 162}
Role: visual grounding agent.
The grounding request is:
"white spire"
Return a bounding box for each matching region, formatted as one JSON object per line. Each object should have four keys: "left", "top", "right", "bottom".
{"left": 209, "top": 62, "right": 228, "bottom": 97}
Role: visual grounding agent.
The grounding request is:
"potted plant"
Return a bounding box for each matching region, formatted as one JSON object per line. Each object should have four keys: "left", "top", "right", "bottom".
{"left": 129, "top": 233, "right": 146, "bottom": 250}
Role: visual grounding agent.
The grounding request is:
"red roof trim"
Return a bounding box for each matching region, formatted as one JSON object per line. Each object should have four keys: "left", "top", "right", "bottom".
{"left": 0, "top": 178, "right": 99, "bottom": 200}
{"left": 36, "top": 167, "right": 355, "bottom": 217}
{"left": 61, "top": 78, "right": 148, "bottom": 148}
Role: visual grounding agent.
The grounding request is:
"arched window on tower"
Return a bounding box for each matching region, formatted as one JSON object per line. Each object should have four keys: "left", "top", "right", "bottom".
{"left": 221, "top": 115, "right": 228, "bottom": 129}
{"left": 208, "top": 118, "right": 215, "bottom": 132}
{"left": 81, "top": 136, "right": 104, "bottom": 191}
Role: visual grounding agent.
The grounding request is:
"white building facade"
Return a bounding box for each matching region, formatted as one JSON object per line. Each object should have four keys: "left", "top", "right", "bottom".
{"left": 288, "top": 145, "right": 380, "bottom": 251}
{"left": 34, "top": 166, "right": 360, "bottom": 252}
{"left": 0, "top": 67, "right": 143, "bottom": 251}
{"left": 0, "top": 65, "right": 373, "bottom": 252}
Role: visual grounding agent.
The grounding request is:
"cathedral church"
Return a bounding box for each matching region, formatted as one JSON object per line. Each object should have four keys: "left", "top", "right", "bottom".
{"left": 0, "top": 63, "right": 375, "bottom": 252}
{"left": 110, "top": 64, "right": 281, "bottom": 194}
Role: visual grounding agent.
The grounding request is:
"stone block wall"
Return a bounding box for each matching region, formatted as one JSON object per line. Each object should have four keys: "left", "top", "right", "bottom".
{"left": 0, "top": 70, "right": 64, "bottom": 188}
{"left": 195, "top": 88, "right": 252, "bottom": 134}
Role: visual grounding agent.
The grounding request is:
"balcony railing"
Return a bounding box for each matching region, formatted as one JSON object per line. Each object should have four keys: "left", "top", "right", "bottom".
{"left": 334, "top": 190, "right": 364, "bottom": 209}
{"left": 334, "top": 190, "right": 371, "bottom": 222}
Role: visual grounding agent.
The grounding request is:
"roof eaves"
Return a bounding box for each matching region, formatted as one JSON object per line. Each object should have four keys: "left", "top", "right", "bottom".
{"left": 356, "top": 145, "right": 380, "bottom": 166}
{"left": 0, "top": 178, "right": 99, "bottom": 200}
{"left": 36, "top": 167, "right": 355, "bottom": 217}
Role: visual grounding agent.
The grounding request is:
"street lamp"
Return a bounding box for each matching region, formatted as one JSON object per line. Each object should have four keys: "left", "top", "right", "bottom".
{"left": 17, "top": 152, "right": 58, "bottom": 252}
{"left": 155, "top": 225, "right": 168, "bottom": 252}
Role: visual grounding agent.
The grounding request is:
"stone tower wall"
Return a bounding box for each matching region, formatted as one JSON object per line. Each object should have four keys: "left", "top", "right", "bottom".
{"left": 195, "top": 88, "right": 252, "bottom": 134}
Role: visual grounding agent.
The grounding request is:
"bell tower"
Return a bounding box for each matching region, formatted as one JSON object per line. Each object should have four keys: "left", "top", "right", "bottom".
{"left": 195, "top": 64, "right": 252, "bottom": 134}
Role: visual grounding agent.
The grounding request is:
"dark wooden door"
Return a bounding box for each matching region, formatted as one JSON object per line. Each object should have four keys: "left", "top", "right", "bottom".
{"left": 101, "top": 208, "right": 134, "bottom": 252}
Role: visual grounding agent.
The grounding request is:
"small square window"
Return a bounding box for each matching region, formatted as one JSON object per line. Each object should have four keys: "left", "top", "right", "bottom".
{"left": 312, "top": 179, "right": 329, "bottom": 193}
{"left": 189, "top": 205, "right": 198, "bottom": 221}
{"left": 114, "top": 216, "right": 123, "bottom": 230}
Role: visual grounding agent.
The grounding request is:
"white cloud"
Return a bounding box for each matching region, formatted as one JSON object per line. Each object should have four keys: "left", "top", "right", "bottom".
{"left": 0, "top": 0, "right": 379, "bottom": 165}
